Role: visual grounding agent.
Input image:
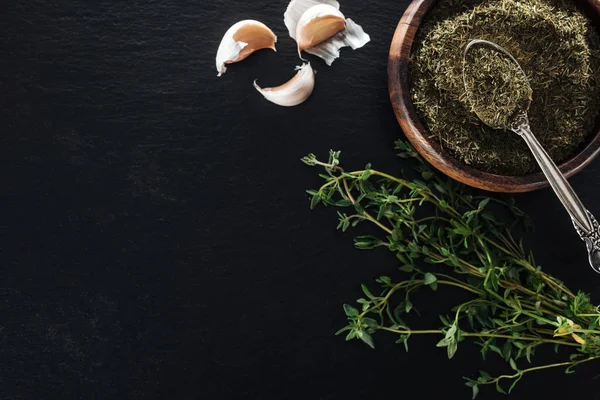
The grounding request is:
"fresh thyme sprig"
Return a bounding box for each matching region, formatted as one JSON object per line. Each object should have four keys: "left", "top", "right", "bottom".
{"left": 303, "top": 141, "right": 600, "bottom": 398}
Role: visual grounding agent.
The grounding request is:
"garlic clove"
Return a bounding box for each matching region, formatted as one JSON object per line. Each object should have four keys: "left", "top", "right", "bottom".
{"left": 295, "top": 4, "right": 347, "bottom": 55}
{"left": 304, "top": 18, "right": 369, "bottom": 66}
{"left": 216, "top": 20, "right": 277, "bottom": 77}
{"left": 253, "top": 63, "right": 315, "bottom": 107}
{"left": 284, "top": 0, "right": 340, "bottom": 40}
{"left": 283, "top": 0, "right": 370, "bottom": 66}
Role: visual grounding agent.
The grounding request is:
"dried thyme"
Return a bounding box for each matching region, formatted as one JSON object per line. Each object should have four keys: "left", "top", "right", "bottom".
{"left": 410, "top": 0, "right": 600, "bottom": 175}
{"left": 463, "top": 45, "right": 532, "bottom": 129}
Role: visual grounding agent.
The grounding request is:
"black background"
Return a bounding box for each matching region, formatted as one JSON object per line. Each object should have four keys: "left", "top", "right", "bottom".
{"left": 2, "top": 0, "right": 600, "bottom": 398}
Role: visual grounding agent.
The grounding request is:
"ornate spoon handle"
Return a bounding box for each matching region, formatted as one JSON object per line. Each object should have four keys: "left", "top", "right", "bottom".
{"left": 512, "top": 115, "right": 600, "bottom": 273}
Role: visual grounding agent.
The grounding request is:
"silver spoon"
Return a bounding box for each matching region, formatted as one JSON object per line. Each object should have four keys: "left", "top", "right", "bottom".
{"left": 463, "top": 39, "right": 600, "bottom": 273}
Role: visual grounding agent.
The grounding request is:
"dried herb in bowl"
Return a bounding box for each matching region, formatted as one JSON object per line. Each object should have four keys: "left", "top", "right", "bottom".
{"left": 410, "top": 0, "right": 600, "bottom": 176}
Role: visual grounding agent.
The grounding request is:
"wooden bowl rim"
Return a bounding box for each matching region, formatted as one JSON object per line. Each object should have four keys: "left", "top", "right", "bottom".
{"left": 388, "top": 0, "right": 600, "bottom": 193}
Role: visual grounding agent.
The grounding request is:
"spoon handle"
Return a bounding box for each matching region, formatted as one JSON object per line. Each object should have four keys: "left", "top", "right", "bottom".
{"left": 513, "top": 121, "right": 600, "bottom": 273}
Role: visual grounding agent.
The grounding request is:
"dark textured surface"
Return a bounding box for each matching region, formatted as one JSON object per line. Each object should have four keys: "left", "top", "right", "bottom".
{"left": 1, "top": 1, "right": 600, "bottom": 399}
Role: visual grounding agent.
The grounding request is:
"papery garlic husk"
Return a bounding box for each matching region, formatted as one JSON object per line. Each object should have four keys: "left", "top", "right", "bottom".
{"left": 216, "top": 20, "right": 277, "bottom": 77}
{"left": 284, "top": 0, "right": 370, "bottom": 66}
{"left": 253, "top": 63, "right": 315, "bottom": 107}
{"left": 304, "top": 19, "right": 369, "bottom": 66}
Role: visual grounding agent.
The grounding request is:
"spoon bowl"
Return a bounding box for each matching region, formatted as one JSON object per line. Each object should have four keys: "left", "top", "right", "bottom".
{"left": 462, "top": 39, "right": 532, "bottom": 131}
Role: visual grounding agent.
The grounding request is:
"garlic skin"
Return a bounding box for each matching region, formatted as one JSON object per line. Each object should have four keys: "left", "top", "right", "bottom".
{"left": 253, "top": 63, "right": 315, "bottom": 107}
{"left": 216, "top": 20, "right": 277, "bottom": 77}
{"left": 284, "top": 0, "right": 370, "bottom": 65}
{"left": 304, "top": 18, "right": 369, "bottom": 66}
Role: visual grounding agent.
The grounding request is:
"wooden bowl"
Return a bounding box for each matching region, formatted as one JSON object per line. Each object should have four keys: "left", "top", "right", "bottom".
{"left": 388, "top": 0, "right": 600, "bottom": 193}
